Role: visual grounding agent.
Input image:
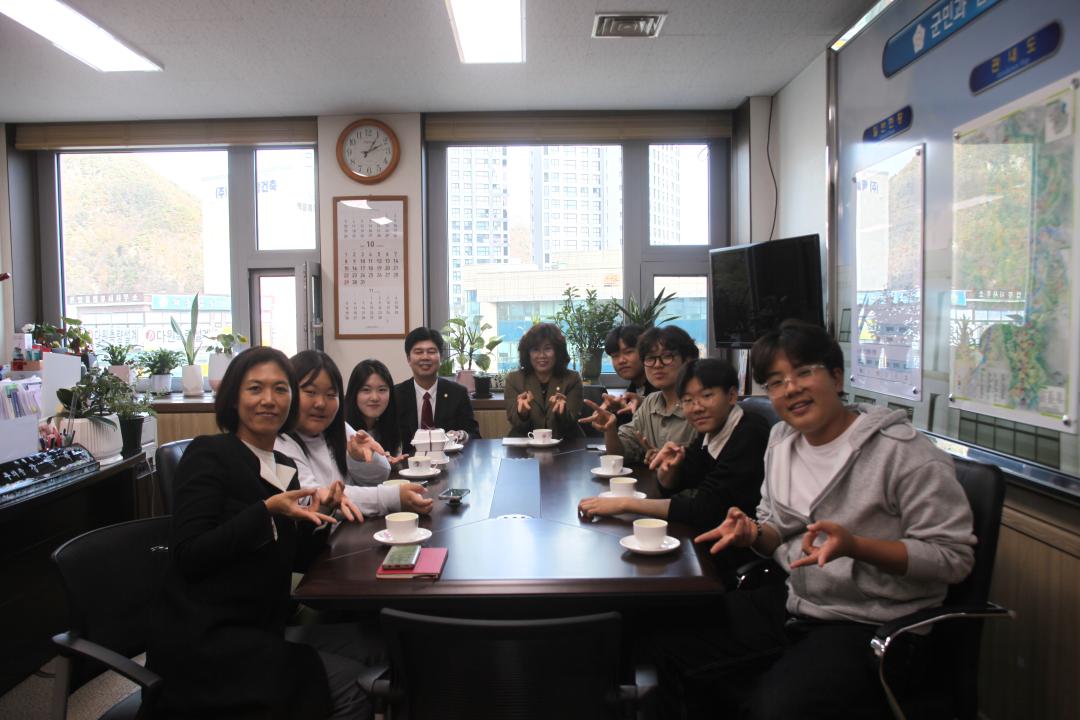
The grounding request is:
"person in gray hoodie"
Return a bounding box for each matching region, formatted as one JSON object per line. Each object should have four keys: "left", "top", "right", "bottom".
{"left": 649, "top": 320, "right": 975, "bottom": 720}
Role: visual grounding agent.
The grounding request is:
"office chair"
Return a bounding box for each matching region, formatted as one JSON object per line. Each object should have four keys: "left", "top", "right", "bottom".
{"left": 580, "top": 384, "right": 608, "bottom": 437}
{"left": 50, "top": 516, "right": 171, "bottom": 720}
{"left": 154, "top": 439, "right": 192, "bottom": 513}
{"left": 871, "top": 457, "right": 1013, "bottom": 720}
{"left": 737, "top": 396, "right": 781, "bottom": 427}
{"left": 375, "top": 609, "right": 637, "bottom": 720}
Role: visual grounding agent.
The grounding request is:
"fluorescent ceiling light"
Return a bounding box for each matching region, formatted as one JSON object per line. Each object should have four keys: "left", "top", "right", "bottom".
{"left": 446, "top": 0, "right": 525, "bottom": 64}
{"left": 0, "top": 0, "right": 161, "bottom": 72}
{"left": 831, "top": 0, "right": 894, "bottom": 51}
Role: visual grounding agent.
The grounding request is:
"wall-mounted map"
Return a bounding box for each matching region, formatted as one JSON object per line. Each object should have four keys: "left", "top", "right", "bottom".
{"left": 951, "top": 74, "right": 1078, "bottom": 433}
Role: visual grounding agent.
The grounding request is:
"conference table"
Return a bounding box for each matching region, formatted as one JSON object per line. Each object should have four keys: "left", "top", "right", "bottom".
{"left": 293, "top": 438, "right": 728, "bottom": 616}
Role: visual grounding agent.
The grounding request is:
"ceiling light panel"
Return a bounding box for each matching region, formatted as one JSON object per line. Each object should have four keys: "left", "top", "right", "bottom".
{"left": 446, "top": 0, "right": 525, "bottom": 64}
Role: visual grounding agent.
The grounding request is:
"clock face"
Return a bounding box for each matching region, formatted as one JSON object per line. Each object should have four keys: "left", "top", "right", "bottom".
{"left": 337, "top": 120, "right": 399, "bottom": 184}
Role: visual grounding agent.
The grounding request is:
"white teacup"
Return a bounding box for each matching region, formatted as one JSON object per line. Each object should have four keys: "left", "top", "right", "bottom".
{"left": 633, "top": 518, "right": 668, "bottom": 549}
{"left": 426, "top": 450, "right": 448, "bottom": 463}
{"left": 600, "top": 454, "right": 624, "bottom": 473}
{"left": 609, "top": 477, "right": 636, "bottom": 496}
{"left": 408, "top": 456, "right": 433, "bottom": 471}
{"left": 528, "top": 428, "right": 553, "bottom": 443}
{"left": 382, "top": 478, "right": 409, "bottom": 486}
{"left": 385, "top": 511, "right": 419, "bottom": 540}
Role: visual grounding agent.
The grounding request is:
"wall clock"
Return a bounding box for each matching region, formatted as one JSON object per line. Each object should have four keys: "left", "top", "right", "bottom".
{"left": 336, "top": 118, "right": 400, "bottom": 184}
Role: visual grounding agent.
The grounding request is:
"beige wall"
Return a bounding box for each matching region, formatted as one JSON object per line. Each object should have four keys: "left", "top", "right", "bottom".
{"left": 0, "top": 124, "right": 11, "bottom": 364}
{"left": 316, "top": 114, "right": 423, "bottom": 383}
{"left": 773, "top": 51, "right": 827, "bottom": 242}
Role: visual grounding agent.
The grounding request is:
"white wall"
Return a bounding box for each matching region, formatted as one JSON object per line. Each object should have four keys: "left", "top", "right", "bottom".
{"left": 0, "top": 124, "right": 12, "bottom": 364}
{"left": 772, "top": 51, "right": 827, "bottom": 241}
{"left": 317, "top": 114, "right": 423, "bottom": 383}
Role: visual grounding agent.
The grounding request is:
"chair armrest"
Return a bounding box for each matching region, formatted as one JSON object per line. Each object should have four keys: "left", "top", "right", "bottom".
{"left": 51, "top": 631, "right": 162, "bottom": 691}
{"left": 735, "top": 557, "right": 786, "bottom": 591}
{"left": 871, "top": 602, "right": 1014, "bottom": 657}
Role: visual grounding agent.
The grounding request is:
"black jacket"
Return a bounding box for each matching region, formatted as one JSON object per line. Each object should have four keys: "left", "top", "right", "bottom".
{"left": 394, "top": 377, "right": 481, "bottom": 453}
{"left": 148, "top": 433, "right": 331, "bottom": 720}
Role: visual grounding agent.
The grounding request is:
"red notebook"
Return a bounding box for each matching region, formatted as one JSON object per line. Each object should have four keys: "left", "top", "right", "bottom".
{"left": 376, "top": 547, "right": 448, "bottom": 580}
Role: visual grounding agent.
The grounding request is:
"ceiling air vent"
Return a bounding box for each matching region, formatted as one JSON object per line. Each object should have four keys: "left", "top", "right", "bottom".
{"left": 592, "top": 13, "right": 667, "bottom": 39}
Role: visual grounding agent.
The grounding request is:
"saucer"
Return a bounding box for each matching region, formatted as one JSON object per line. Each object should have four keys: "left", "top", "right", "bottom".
{"left": 527, "top": 438, "right": 560, "bottom": 448}
{"left": 619, "top": 535, "right": 680, "bottom": 555}
{"left": 374, "top": 528, "right": 432, "bottom": 545}
{"left": 398, "top": 467, "right": 441, "bottom": 479}
{"left": 598, "top": 490, "right": 646, "bottom": 499}
{"left": 590, "top": 467, "right": 633, "bottom": 478}
{"left": 444, "top": 442, "right": 464, "bottom": 453}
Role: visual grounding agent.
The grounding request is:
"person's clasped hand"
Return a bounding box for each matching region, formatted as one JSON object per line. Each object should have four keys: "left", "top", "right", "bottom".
{"left": 265, "top": 487, "right": 340, "bottom": 527}
{"left": 694, "top": 507, "right": 758, "bottom": 554}
{"left": 648, "top": 441, "right": 686, "bottom": 474}
{"left": 578, "top": 399, "right": 615, "bottom": 432}
{"left": 516, "top": 390, "right": 534, "bottom": 416}
{"left": 400, "top": 482, "right": 434, "bottom": 514}
{"left": 789, "top": 520, "right": 855, "bottom": 569}
{"left": 347, "top": 430, "right": 389, "bottom": 463}
{"left": 549, "top": 391, "right": 568, "bottom": 416}
{"left": 316, "top": 479, "right": 363, "bottom": 523}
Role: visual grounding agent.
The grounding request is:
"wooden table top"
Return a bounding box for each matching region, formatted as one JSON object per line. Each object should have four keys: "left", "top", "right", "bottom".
{"left": 293, "top": 439, "right": 727, "bottom": 613}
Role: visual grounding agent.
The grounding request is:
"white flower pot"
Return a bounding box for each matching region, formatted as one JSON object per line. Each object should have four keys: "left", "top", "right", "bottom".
{"left": 208, "top": 353, "right": 232, "bottom": 393}
{"left": 182, "top": 364, "right": 204, "bottom": 396}
{"left": 149, "top": 374, "right": 173, "bottom": 395}
{"left": 455, "top": 369, "right": 476, "bottom": 393}
{"left": 62, "top": 414, "right": 123, "bottom": 461}
{"left": 107, "top": 365, "right": 132, "bottom": 384}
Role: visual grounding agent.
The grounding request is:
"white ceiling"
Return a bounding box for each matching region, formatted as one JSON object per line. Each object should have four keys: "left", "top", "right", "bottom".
{"left": 0, "top": 0, "right": 872, "bottom": 123}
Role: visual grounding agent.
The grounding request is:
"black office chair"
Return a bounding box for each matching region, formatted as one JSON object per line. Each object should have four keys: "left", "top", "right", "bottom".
{"left": 375, "top": 609, "right": 637, "bottom": 720}
{"left": 50, "top": 516, "right": 171, "bottom": 720}
{"left": 871, "top": 457, "right": 1013, "bottom": 720}
{"left": 738, "top": 396, "right": 781, "bottom": 427}
{"left": 155, "top": 439, "right": 192, "bottom": 513}
{"left": 580, "top": 384, "right": 608, "bottom": 437}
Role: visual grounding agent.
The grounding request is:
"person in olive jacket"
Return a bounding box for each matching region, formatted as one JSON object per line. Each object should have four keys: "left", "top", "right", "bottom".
{"left": 148, "top": 347, "right": 369, "bottom": 720}
{"left": 504, "top": 322, "right": 584, "bottom": 440}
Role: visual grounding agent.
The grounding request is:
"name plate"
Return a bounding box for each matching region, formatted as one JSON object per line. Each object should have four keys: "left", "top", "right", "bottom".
{"left": 883, "top": 0, "right": 1003, "bottom": 78}
{"left": 969, "top": 22, "right": 1062, "bottom": 94}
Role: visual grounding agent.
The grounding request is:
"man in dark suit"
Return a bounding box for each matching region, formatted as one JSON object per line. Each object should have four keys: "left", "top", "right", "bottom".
{"left": 394, "top": 327, "right": 481, "bottom": 453}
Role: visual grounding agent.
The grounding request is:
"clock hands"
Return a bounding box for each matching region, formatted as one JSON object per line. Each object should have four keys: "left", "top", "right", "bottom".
{"left": 361, "top": 141, "right": 387, "bottom": 158}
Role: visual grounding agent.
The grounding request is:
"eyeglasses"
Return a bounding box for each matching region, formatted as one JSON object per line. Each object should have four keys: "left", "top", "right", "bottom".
{"left": 643, "top": 352, "right": 678, "bottom": 368}
{"left": 763, "top": 364, "right": 827, "bottom": 397}
{"left": 529, "top": 345, "right": 556, "bottom": 356}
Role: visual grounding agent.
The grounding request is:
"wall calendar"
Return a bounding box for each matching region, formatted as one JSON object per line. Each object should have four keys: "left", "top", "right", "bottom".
{"left": 333, "top": 196, "right": 409, "bottom": 338}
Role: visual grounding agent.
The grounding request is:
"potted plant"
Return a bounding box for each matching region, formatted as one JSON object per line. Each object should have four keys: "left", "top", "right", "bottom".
{"left": 204, "top": 329, "right": 248, "bottom": 393}
{"left": 171, "top": 294, "right": 203, "bottom": 396}
{"left": 112, "top": 389, "right": 157, "bottom": 456}
{"left": 48, "top": 368, "right": 129, "bottom": 461}
{"left": 551, "top": 286, "right": 620, "bottom": 383}
{"left": 615, "top": 287, "right": 679, "bottom": 327}
{"left": 101, "top": 342, "right": 139, "bottom": 384}
{"left": 442, "top": 316, "right": 503, "bottom": 394}
{"left": 29, "top": 321, "right": 63, "bottom": 351}
{"left": 140, "top": 348, "right": 184, "bottom": 395}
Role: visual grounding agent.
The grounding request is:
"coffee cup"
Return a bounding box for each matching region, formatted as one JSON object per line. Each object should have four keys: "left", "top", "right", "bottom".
{"left": 528, "top": 429, "right": 553, "bottom": 443}
{"left": 600, "top": 455, "right": 624, "bottom": 473}
{"left": 609, "top": 477, "right": 636, "bottom": 496}
{"left": 385, "top": 511, "right": 419, "bottom": 540}
{"left": 382, "top": 478, "right": 409, "bottom": 486}
{"left": 633, "top": 518, "right": 668, "bottom": 549}
{"left": 408, "top": 456, "right": 433, "bottom": 471}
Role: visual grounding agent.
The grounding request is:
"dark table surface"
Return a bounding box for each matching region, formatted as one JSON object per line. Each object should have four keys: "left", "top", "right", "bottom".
{"left": 294, "top": 438, "right": 727, "bottom": 613}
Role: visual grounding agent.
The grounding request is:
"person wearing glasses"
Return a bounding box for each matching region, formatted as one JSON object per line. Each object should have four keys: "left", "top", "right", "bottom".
{"left": 504, "top": 322, "right": 584, "bottom": 439}
{"left": 393, "top": 327, "right": 481, "bottom": 454}
{"left": 648, "top": 320, "right": 975, "bottom": 718}
{"left": 582, "top": 325, "right": 699, "bottom": 462}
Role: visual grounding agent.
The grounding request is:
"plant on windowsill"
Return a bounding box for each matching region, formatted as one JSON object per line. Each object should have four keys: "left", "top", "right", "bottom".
{"left": 139, "top": 348, "right": 184, "bottom": 395}
{"left": 48, "top": 368, "right": 130, "bottom": 461}
{"left": 204, "top": 329, "right": 248, "bottom": 393}
{"left": 171, "top": 294, "right": 204, "bottom": 396}
{"left": 551, "top": 286, "right": 620, "bottom": 383}
{"left": 101, "top": 343, "right": 139, "bottom": 385}
{"left": 442, "top": 316, "right": 503, "bottom": 395}
{"left": 112, "top": 390, "right": 158, "bottom": 456}
{"left": 615, "top": 287, "right": 679, "bottom": 328}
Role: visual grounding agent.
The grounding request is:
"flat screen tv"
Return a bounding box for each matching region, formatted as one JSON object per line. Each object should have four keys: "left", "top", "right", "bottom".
{"left": 709, "top": 234, "right": 824, "bottom": 349}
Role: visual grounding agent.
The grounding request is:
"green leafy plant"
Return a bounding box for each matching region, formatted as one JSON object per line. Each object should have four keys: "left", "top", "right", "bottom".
{"left": 111, "top": 390, "right": 158, "bottom": 420}
{"left": 615, "top": 287, "right": 679, "bottom": 327}
{"left": 170, "top": 294, "right": 201, "bottom": 366}
{"left": 139, "top": 348, "right": 184, "bottom": 376}
{"left": 442, "top": 316, "right": 503, "bottom": 373}
{"left": 62, "top": 317, "right": 94, "bottom": 354}
{"left": 204, "top": 329, "right": 248, "bottom": 355}
{"left": 49, "top": 367, "right": 133, "bottom": 429}
{"left": 101, "top": 343, "right": 139, "bottom": 366}
{"left": 550, "top": 286, "right": 621, "bottom": 364}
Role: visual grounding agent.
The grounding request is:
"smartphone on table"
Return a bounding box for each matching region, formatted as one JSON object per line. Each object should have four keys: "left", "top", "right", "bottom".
{"left": 438, "top": 488, "right": 471, "bottom": 504}
{"left": 381, "top": 544, "right": 421, "bottom": 570}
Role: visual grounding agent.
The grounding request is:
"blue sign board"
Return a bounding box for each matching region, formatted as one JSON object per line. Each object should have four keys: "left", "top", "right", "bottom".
{"left": 151, "top": 294, "right": 231, "bottom": 311}
{"left": 883, "top": 0, "right": 1004, "bottom": 78}
{"left": 969, "top": 22, "right": 1062, "bottom": 94}
{"left": 863, "top": 106, "right": 914, "bottom": 142}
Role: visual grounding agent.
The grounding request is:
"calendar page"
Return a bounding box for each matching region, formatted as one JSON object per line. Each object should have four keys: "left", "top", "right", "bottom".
{"left": 333, "top": 196, "right": 409, "bottom": 338}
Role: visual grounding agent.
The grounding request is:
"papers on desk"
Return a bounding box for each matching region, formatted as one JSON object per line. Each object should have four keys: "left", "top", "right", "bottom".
{"left": 502, "top": 437, "right": 531, "bottom": 446}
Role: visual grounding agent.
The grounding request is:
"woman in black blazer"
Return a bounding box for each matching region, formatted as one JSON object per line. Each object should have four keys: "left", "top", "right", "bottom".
{"left": 148, "top": 347, "right": 368, "bottom": 720}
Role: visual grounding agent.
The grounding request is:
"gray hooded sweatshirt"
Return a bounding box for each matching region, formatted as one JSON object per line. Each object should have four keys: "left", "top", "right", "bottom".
{"left": 758, "top": 404, "right": 976, "bottom": 625}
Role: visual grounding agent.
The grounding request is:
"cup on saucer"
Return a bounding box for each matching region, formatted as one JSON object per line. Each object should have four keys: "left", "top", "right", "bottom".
{"left": 633, "top": 518, "right": 668, "bottom": 550}
{"left": 385, "top": 511, "right": 419, "bottom": 541}
{"left": 528, "top": 428, "right": 553, "bottom": 443}
{"left": 600, "top": 455, "right": 624, "bottom": 474}
{"left": 609, "top": 477, "right": 636, "bottom": 497}
{"left": 408, "top": 456, "right": 433, "bottom": 472}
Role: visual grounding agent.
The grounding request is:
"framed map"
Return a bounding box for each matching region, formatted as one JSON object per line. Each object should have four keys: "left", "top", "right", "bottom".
{"left": 950, "top": 74, "right": 1079, "bottom": 433}
{"left": 853, "top": 145, "right": 925, "bottom": 400}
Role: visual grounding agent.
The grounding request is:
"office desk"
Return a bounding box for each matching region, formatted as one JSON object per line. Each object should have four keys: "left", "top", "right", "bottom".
{"left": 294, "top": 439, "right": 726, "bottom": 615}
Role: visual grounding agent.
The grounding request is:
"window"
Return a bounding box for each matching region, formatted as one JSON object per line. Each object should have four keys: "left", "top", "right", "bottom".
{"left": 649, "top": 144, "right": 710, "bottom": 246}
{"left": 256, "top": 148, "right": 315, "bottom": 250}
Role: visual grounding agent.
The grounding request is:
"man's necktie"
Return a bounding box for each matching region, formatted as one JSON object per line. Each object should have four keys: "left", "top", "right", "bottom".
{"left": 421, "top": 392, "right": 434, "bottom": 429}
